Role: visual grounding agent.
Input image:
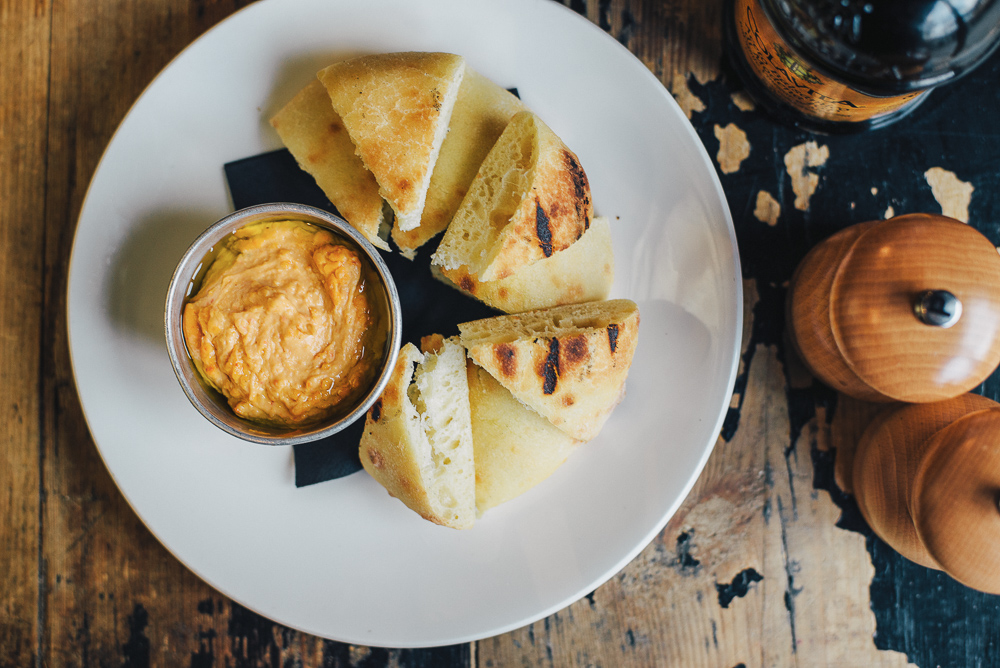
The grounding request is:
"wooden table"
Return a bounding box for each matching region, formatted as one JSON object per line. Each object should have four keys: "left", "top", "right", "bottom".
{"left": 4, "top": 0, "right": 1000, "bottom": 665}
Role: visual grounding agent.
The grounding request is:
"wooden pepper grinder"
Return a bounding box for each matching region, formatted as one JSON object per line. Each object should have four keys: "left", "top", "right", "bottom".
{"left": 787, "top": 213, "right": 1000, "bottom": 402}
{"left": 853, "top": 395, "right": 1000, "bottom": 594}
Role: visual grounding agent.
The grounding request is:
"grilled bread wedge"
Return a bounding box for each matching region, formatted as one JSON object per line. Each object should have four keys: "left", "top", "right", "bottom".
{"left": 318, "top": 52, "right": 465, "bottom": 233}
{"left": 270, "top": 79, "right": 388, "bottom": 249}
{"left": 359, "top": 337, "right": 475, "bottom": 529}
{"left": 435, "top": 216, "right": 613, "bottom": 313}
{"left": 391, "top": 68, "right": 527, "bottom": 256}
{"left": 432, "top": 110, "right": 593, "bottom": 281}
{"left": 459, "top": 300, "right": 639, "bottom": 441}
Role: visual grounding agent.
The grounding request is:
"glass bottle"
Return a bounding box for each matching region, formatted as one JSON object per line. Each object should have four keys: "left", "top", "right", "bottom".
{"left": 725, "top": 0, "right": 1000, "bottom": 132}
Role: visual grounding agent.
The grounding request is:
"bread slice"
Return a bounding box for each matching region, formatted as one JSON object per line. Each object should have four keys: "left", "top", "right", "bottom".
{"left": 431, "top": 110, "right": 593, "bottom": 281}
{"left": 318, "top": 52, "right": 465, "bottom": 233}
{"left": 435, "top": 216, "right": 614, "bottom": 313}
{"left": 467, "top": 361, "right": 582, "bottom": 513}
{"left": 358, "top": 337, "right": 475, "bottom": 529}
{"left": 269, "top": 79, "right": 388, "bottom": 250}
{"left": 391, "top": 68, "right": 526, "bottom": 255}
{"left": 458, "top": 300, "right": 639, "bottom": 441}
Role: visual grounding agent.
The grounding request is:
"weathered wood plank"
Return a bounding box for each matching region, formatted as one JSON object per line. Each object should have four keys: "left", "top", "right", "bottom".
{"left": 38, "top": 1, "right": 256, "bottom": 665}
{"left": 560, "top": 0, "right": 721, "bottom": 85}
{"left": 15, "top": 0, "right": 999, "bottom": 665}
{"left": 0, "top": 0, "right": 51, "bottom": 665}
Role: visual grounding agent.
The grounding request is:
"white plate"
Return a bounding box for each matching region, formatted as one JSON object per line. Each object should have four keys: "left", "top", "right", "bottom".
{"left": 67, "top": 0, "right": 742, "bottom": 648}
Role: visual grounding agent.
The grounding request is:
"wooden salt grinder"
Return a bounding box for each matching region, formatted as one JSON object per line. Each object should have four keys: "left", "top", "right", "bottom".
{"left": 853, "top": 395, "right": 1000, "bottom": 594}
{"left": 787, "top": 213, "right": 1000, "bottom": 402}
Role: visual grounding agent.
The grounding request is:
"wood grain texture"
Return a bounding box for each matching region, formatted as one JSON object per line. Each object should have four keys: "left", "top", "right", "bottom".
{"left": 0, "top": 0, "right": 49, "bottom": 664}
{"left": 3, "top": 0, "right": 998, "bottom": 665}
{"left": 689, "top": 16, "right": 1000, "bottom": 664}
{"left": 791, "top": 214, "right": 1000, "bottom": 405}
{"left": 787, "top": 221, "right": 887, "bottom": 402}
{"left": 830, "top": 215, "right": 1000, "bottom": 402}
{"left": 828, "top": 394, "right": 885, "bottom": 495}
{"left": 568, "top": 0, "right": 722, "bottom": 85}
{"left": 851, "top": 396, "right": 999, "bottom": 570}
{"left": 911, "top": 409, "right": 1000, "bottom": 594}
{"left": 35, "top": 1, "right": 342, "bottom": 665}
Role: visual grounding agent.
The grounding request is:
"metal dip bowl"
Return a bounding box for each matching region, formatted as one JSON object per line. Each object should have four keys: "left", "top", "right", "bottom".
{"left": 164, "top": 202, "right": 401, "bottom": 445}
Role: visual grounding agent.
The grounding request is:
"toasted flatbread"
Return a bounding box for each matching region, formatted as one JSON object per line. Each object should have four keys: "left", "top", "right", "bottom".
{"left": 459, "top": 300, "right": 639, "bottom": 441}
{"left": 270, "top": 80, "right": 388, "bottom": 250}
{"left": 435, "top": 216, "right": 614, "bottom": 313}
{"left": 318, "top": 52, "right": 465, "bottom": 233}
{"left": 391, "top": 68, "right": 527, "bottom": 255}
{"left": 467, "top": 361, "right": 582, "bottom": 513}
{"left": 431, "top": 110, "right": 593, "bottom": 281}
{"left": 358, "top": 338, "right": 475, "bottom": 529}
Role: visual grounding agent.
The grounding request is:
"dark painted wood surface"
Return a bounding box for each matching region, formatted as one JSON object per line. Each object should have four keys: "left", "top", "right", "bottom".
{"left": 3, "top": 0, "right": 1000, "bottom": 665}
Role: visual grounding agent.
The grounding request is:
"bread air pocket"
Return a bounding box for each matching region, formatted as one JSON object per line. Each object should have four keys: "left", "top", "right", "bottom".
{"left": 359, "top": 336, "right": 475, "bottom": 529}
{"left": 431, "top": 111, "right": 593, "bottom": 282}
{"left": 459, "top": 300, "right": 639, "bottom": 442}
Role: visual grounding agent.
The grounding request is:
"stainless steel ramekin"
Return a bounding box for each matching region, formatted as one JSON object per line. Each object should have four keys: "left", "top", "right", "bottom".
{"left": 164, "top": 202, "right": 401, "bottom": 445}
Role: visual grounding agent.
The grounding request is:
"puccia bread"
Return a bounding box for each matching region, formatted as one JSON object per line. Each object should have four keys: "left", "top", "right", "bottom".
{"left": 467, "top": 361, "right": 581, "bottom": 513}
{"left": 318, "top": 52, "right": 465, "bottom": 233}
{"left": 270, "top": 80, "right": 388, "bottom": 250}
{"left": 358, "top": 337, "right": 475, "bottom": 529}
{"left": 435, "top": 216, "right": 614, "bottom": 313}
{"left": 392, "top": 68, "right": 526, "bottom": 256}
{"left": 432, "top": 110, "right": 593, "bottom": 281}
{"left": 459, "top": 300, "right": 639, "bottom": 441}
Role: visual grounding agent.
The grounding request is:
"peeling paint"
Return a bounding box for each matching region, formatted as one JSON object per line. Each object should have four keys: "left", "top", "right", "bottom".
{"left": 754, "top": 190, "right": 781, "bottom": 226}
{"left": 731, "top": 90, "right": 755, "bottom": 112}
{"left": 925, "top": 167, "right": 973, "bottom": 222}
{"left": 714, "top": 123, "right": 751, "bottom": 174}
{"left": 715, "top": 568, "right": 763, "bottom": 608}
{"left": 122, "top": 604, "right": 150, "bottom": 668}
{"left": 784, "top": 141, "right": 829, "bottom": 211}
{"left": 672, "top": 530, "right": 702, "bottom": 575}
{"left": 671, "top": 72, "right": 706, "bottom": 119}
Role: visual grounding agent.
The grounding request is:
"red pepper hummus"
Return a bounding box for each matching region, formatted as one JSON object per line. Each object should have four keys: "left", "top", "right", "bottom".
{"left": 182, "top": 220, "right": 375, "bottom": 427}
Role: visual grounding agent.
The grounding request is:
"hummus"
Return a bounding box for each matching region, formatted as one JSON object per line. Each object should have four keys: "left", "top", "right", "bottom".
{"left": 182, "top": 220, "right": 377, "bottom": 427}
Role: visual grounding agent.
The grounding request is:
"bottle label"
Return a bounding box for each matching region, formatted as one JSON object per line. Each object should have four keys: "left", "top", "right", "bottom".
{"left": 734, "top": 0, "right": 922, "bottom": 122}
